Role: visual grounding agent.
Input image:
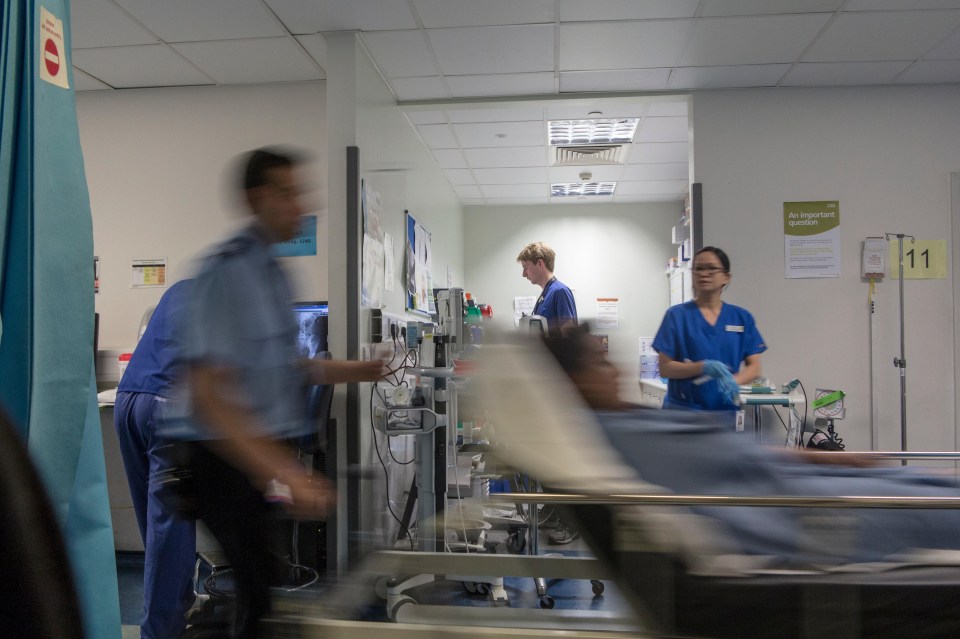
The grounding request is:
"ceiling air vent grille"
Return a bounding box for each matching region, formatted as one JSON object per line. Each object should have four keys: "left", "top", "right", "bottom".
{"left": 553, "top": 145, "right": 623, "bottom": 166}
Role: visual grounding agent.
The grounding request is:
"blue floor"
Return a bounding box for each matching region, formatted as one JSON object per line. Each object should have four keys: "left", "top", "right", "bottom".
{"left": 117, "top": 544, "right": 627, "bottom": 626}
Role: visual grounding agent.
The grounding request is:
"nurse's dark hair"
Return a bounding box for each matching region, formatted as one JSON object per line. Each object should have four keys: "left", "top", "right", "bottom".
{"left": 695, "top": 246, "right": 731, "bottom": 273}
{"left": 541, "top": 324, "right": 595, "bottom": 377}
{"left": 240, "top": 146, "right": 305, "bottom": 190}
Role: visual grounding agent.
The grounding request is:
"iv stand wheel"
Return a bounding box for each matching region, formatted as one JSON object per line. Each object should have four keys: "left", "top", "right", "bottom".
{"left": 591, "top": 580, "right": 605, "bottom": 596}
{"left": 539, "top": 594, "right": 556, "bottom": 609}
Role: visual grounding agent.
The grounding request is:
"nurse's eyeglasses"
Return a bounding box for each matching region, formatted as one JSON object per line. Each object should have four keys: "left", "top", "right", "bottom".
{"left": 692, "top": 265, "right": 727, "bottom": 274}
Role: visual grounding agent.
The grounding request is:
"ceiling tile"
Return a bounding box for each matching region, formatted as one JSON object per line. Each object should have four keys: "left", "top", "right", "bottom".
{"left": 621, "top": 163, "right": 689, "bottom": 181}
{"left": 391, "top": 76, "right": 450, "bottom": 100}
{"left": 546, "top": 104, "right": 647, "bottom": 120}
{"left": 428, "top": 25, "right": 554, "bottom": 75}
{"left": 461, "top": 199, "right": 486, "bottom": 206}
{"left": 432, "top": 149, "right": 468, "bottom": 169}
{"left": 453, "top": 121, "right": 545, "bottom": 148}
{"left": 446, "top": 73, "right": 555, "bottom": 98}
{"left": 447, "top": 107, "right": 544, "bottom": 123}
{"left": 361, "top": 31, "right": 437, "bottom": 78}
{"left": 846, "top": 0, "right": 960, "bottom": 9}
{"left": 473, "top": 167, "right": 548, "bottom": 184}
{"left": 464, "top": 146, "right": 546, "bottom": 168}
{"left": 698, "top": 0, "right": 844, "bottom": 17}
{"left": 923, "top": 25, "right": 960, "bottom": 60}
{"left": 454, "top": 185, "right": 483, "bottom": 199}
{"left": 645, "top": 102, "right": 689, "bottom": 117}
{"left": 487, "top": 197, "right": 551, "bottom": 205}
{"left": 481, "top": 184, "right": 547, "bottom": 198}
{"left": 894, "top": 60, "right": 960, "bottom": 84}
{"left": 803, "top": 11, "right": 960, "bottom": 62}
{"left": 72, "top": 66, "right": 112, "bottom": 91}
{"left": 782, "top": 61, "right": 912, "bottom": 85}
{"left": 72, "top": 45, "right": 213, "bottom": 88}
{"left": 558, "top": 21, "right": 693, "bottom": 70}
{"left": 635, "top": 117, "right": 689, "bottom": 143}
{"left": 417, "top": 124, "right": 458, "bottom": 148}
{"left": 616, "top": 180, "right": 689, "bottom": 196}
{"left": 667, "top": 64, "right": 791, "bottom": 89}
{"left": 558, "top": 0, "right": 699, "bottom": 21}
{"left": 559, "top": 69, "right": 671, "bottom": 92}
{"left": 173, "top": 38, "right": 323, "bottom": 84}
{"left": 680, "top": 14, "right": 832, "bottom": 66}
{"left": 295, "top": 34, "right": 327, "bottom": 70}
{"left": 264, "top": 0, "right": 418, "bottom": 33}
{"left": 115, "top": 0, "right": 285, "bottom": 42}
{"left": 406, "top": 111, "right": 448, "bottom": 124}
{"left": 628, "top": 142, "right": 690, "bottom": 164}
{"left": 70, "top": 0, "right": 158, "bottom": 48}
{"left": 413, "top": 0, "right": 555, "bottom": 28}
{"left": 548, "top": 166, "right": 623, "bottom": 183}
{"left": 443, "top": 169, "right": 475, "bottom": 185}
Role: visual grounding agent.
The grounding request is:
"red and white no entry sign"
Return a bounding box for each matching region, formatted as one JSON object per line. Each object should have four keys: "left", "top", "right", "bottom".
{"left": 44, "top": 37, "right": 60, "bottom": 77}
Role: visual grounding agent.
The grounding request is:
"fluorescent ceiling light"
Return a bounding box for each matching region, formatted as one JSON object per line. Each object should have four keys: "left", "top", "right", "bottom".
{"left": 551, "top": 182, "right": 617, "bottom": 197}
{"left": 548, "top": 118, "right": 639, "bottom": 146}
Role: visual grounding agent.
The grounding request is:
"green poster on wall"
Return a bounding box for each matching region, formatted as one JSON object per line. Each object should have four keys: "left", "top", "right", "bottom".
{"left": 783, "top": 201, "right": 840, "bottom": 279}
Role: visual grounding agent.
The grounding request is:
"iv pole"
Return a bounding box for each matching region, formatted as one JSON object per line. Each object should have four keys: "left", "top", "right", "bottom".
{"left": 885, "top": 232, "right": 914, "bottom": 459}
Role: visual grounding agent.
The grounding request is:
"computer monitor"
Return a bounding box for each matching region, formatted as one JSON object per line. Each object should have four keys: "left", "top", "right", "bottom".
{"left": 293, "top": 301, "right": 329, "bottom": 359}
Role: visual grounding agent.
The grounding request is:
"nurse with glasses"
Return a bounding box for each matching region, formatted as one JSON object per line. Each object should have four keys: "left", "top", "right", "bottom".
{"left": 653, "top": 246, "right": 766, "bottom": 411}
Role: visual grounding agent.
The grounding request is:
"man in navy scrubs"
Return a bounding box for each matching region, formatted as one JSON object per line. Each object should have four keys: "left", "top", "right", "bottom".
{"left": 517, "top": 241, "right": 578, "bottom": 336}
{"left": 517, "top": 241, "right": 580, "bottom": 543}
{"left": 114, "top": 279, "right": 195, "bottom": 639}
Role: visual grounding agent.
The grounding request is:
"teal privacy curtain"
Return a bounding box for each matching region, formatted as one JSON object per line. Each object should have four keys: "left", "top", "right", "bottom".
{"left": 1, "top": 2, "right": 120, "bottom": 637}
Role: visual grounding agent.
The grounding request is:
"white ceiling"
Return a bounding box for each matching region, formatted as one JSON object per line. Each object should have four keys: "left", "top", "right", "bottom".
{"left": 69, "top": 0, "right": 960, "bottom": 206}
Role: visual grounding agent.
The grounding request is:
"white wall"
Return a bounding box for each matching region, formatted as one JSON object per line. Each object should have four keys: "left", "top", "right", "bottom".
{"left": 691, "top": 85, "right": 960, "bottom": 452}
{"left": 324, "top": 33, "right": 464, "bottom": 553}
{"left": 463, "top": 202, "right": 679, "bottom": 402}
{"left": 78, "top": 82, "right": 327, "bottom": 353}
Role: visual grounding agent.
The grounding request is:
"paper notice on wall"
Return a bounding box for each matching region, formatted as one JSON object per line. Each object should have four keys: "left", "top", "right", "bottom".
{"left": 131, "top": 259, "right": 166, "bottom": 288}
{"left": 784, "top": 201, "right": 840, "bottom": 279}
{"left": 514, "top": 296, "right": 536, "bottom": 327}
{"left": 383, "top": 233, "right": 395, "bottom": 292}
{"left": 596, "top": 298, "right": 619, "bottom": 329}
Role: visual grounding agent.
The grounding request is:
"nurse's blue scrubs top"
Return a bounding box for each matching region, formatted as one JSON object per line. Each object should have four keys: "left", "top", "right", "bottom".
{"left": 163, "top": 224, "right": 309, "bottom": 441}
{"left": 118, "top": 279, "right": 191, "bottom": 396}
{"left": 652, "top": 301, "right": 766, "bottom": 411}
{"left": 534, "top": 277, "right": 578, "bottom": 336}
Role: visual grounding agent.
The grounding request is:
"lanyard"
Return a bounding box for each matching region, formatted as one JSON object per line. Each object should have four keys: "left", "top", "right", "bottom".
{"left": 534, "top": 276, "right": 557, "bottom": 315}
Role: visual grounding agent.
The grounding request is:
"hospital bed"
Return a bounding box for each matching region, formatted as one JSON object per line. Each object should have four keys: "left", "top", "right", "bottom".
{"left": 273, "top": 335, "right": 960, "bottom": 637}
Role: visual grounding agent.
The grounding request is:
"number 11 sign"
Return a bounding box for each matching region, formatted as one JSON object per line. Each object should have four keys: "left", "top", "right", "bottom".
{"left": 888, "top": 239, "right": 946, "bottom": 279}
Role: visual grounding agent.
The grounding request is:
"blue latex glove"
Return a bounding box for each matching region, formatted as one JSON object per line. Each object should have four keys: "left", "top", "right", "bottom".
{"left": 702, "top": 360, "right": 741, "bottom": 406}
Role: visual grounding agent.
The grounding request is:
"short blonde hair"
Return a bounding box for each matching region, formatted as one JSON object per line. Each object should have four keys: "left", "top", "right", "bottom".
{"left": 516, "top": 241, "right": 556, "bottom": 272}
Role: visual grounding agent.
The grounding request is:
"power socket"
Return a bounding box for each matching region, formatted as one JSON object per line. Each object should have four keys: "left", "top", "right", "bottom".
{"left": 370, "top": 309, "right": 408, "bottom": 343}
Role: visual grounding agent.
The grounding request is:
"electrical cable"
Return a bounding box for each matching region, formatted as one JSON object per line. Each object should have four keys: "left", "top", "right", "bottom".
{"left": 370, "top": 384, "right": 415, "bottom": 550}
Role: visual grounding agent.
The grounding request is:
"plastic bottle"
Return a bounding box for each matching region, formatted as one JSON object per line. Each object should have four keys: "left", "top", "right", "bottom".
{"left": 465, "top": 293, "right": 482, "bottom": 325}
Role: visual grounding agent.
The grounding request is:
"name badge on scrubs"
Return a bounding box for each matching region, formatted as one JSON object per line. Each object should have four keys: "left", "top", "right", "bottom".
{"left": 735, "top": 410, "right": 745, "bottom": 432}
{"left": 725, "top": 325, "right": 745, "bottom": 333}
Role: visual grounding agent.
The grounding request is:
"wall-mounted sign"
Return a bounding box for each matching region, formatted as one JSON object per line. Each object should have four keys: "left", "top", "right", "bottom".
{"left": 783, "top": 200, "right": 840, "bottom": 279}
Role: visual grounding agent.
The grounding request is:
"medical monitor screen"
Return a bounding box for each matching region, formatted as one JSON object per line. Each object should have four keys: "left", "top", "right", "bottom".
{"left": 293, "top": 302, "right": 329, "bottom": 359}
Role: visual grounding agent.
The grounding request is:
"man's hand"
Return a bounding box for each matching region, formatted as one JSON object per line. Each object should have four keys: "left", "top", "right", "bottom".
{"left": 319, "top": 359, "right": 388, "bottom": 384}
{"left": 279, "top": 472, "right": 336, "bottom": 520}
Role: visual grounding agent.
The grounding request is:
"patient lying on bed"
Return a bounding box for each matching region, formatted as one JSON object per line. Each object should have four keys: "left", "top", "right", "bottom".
{"left": 476, "top": 326, "right": 960, "bottom": 571}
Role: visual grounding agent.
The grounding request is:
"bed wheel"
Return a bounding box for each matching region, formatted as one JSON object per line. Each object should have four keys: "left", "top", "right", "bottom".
{"left": 387, "top": 594, "right": 416, "bottom": 621}
{"left": 591, "top": 580, "right": 605, "bottom": 596}
{"left": 539, "top": 595, "right": 555, "bottom": 609}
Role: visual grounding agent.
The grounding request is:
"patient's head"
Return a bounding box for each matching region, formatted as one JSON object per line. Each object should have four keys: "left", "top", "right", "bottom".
{"left": 542, "top": 325, "right": 627, "bottom": 411}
